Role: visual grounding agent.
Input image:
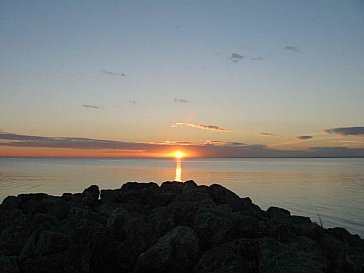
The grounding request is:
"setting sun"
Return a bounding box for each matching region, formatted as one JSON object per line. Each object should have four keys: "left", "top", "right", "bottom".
{"left": 174, "top": 151, "right": 185, "bottom": 159}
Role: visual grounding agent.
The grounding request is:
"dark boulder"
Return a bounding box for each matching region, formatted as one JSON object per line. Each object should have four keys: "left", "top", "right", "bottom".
{"left": 17, "top": 193, "right": 50, "bottom": 215}
{"left": 194, "top": 243, "right": 242, "bottom": 273}
{"left": 1, "top": 196, "right": 21, "bottom": 210}
{"left": 175, "top": 182, "right": 212, "bottom": 203}
{"left": 0, "top": 182, "right": 363, "bottom": 273}
{"left": 192, "top": 205, "right": 242, "bottom": 248}
{"left": 82, "top": 185, "right": 100, "bottom": 205}
{"left": 209, "top": 184, "right": 242, "bottom": 211}
{"left": 266, "top": 206, "right": 291, "bottom": 218}
{"left": 121, "top": 181, "right": 159, "bottom": 192}
{"left": 258, "top": 237, "right": 326, "bottom": 273}
{"left": 148, "top": 206, "right": 178, "bottom": 241}
{"left": 106, "top": 207, "right": 151, "bottom": 271}
{"left": 134, "top": 226, "right": 199, "bottom": 273}
{"left": 160, "top": 181, "right": 184, "bottom": 194}
{"left": 0, "top": 255, "right": 19, "bottom": 273}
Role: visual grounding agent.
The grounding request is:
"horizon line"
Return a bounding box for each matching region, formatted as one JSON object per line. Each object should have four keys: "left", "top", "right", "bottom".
{"left": 1, "top": 156, "right": 363, "bottom": 159}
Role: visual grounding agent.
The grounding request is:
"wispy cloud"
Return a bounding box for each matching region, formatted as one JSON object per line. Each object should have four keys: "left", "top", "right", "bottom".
{"left": 204, "top": 140, "right": 246, "bottom": 146}
{"left": 173, "top": 122, "right": 232, "bottom": 132}
{"left": 258, "top": 132, "right": 282, "bottom": 137}
{"left": 283, "top": 46, "right": 300, "bottom": 53}
{"left": 1, "top": 130, "right": 363, "bottom": 157}
{"left": 102, "top": 70, "right": 126, "bottom": 77}
{"left": 324, "top": 127, "right": 364, "bottom": 136}
{"left": 174, "top": 98, "right": 192, "bottom": 103}
{"left": 129, "top": 100, "right": 137, "bottom": 104}
{"left": 250, "top": 56, "right": 264, "bottom": 61}
{"left": 161, "top": 140, "right": 192, "bottom": 145}
{"left": 297, "top": 135, "right": 313, "bottom": 140}
{"left": 228, "top": 53, "right": 245, "bottom": 63}
{"left": 82, "top": 104, "right": 99, "bottom": 109}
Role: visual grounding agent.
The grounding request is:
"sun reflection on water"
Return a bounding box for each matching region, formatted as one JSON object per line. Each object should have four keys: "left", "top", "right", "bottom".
{"left": 175, "top": 158, "right": 182, "bottom": 181}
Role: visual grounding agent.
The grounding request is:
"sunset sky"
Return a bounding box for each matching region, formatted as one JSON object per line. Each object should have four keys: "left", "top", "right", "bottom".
{"left": 1, "top": 1, "right": 363, "bottom": 157}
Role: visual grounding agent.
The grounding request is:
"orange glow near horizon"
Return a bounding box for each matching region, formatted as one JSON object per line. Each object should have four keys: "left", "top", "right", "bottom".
{"left": 174, "top": 151, "right": 185, "bottom": 159}
{"left": 0, "top": 146, "right": 196, "bottom": 158}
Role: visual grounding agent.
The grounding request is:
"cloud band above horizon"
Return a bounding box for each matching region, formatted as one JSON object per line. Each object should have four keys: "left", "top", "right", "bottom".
{"left": 1, "top": 130, "right": 363, "bottom": 158}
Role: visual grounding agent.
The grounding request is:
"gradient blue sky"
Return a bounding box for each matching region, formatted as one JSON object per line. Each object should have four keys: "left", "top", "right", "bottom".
{"left": 0, "top": 0, "right": 363, "bottom": 157}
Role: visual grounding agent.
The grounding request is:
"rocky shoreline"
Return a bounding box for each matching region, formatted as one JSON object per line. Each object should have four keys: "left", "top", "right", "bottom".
{"left": 0, "top": 180, "right": 363, "bottom": 273}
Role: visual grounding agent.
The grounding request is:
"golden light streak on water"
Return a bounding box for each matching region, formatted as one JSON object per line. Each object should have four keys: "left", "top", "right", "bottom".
{"left": 175, "top": 158, "right": 182, "bottom": 181}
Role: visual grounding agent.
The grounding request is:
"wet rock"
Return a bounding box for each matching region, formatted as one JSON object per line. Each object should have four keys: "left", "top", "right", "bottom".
{"left": 135, "top": 226, "right": 199, "bottom": 273}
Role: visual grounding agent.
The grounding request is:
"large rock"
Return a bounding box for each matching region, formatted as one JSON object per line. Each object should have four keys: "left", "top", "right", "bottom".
{"left": 106, "top": 207, "right": 151, "bottom": 271}
{"left": 192, "top": 204, "right": 241, "bottom": 248}
{"left": 258, "top": 237, "right": 326, "bottom": 273}
{"left": 0, "top": 182, "right": 363, "bottom": 273}
{"left": 209, "top": 184, "right": 242, "bottom": 211}
{"left": 19, "top": 230, "right": 69, "bottom": 273}
{"left": 0, "top": 255, "right": 19, "bottom": 273}
{"left": 176, "top": 182, "right": 213, "bottom": 203}
{"left": 160, "top": 181, "right": 184, "bottom": 194}
{"left": 134, "top": 226, "right": 199, "bottom": 273}
{"left": 193, "top": 242, "right": 243, "bottom": 273}
{"left": 148, "top": 206, "right": 178, "bottom": 240}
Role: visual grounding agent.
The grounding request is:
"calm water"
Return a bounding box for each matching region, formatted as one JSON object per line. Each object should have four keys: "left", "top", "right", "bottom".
{"left": 0, "top": 157, "right": 363, "bottom": 237}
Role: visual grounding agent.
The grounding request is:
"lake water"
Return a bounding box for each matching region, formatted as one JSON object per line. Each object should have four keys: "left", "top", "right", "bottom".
{"left": 0, "top": 157, "right": 363, "bottom": 237}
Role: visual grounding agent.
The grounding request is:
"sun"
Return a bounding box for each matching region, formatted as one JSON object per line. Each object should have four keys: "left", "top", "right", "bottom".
{"left": 174, "top": 151, "right": 185, "bottom": 159}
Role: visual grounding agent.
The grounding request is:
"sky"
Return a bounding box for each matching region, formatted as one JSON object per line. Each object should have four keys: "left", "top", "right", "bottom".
{"left": 0, "top": 0, "right": 364, "bottom": 157}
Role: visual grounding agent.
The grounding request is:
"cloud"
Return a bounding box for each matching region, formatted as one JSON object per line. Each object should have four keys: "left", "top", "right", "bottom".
{"left": 324, "top": 127, "right": 364, "bottom": 136}
{"left": 102, "top": 70, "right": 126, "bottom": 77}
{"left": 82, "top": 104, "right": 99, "bottom": 109}
{"left": 229, "top": 53, "right": 245, "bottom": 63}
{"left": 283, "top": 46, "right": 300, "bottom": 52}
{"left": 204, "top": 140, "right": 246, "bottom": 146}
{"left": 250, "top": 56, "right": 264, "bottom": 61}
{"left": 1, "top": 130, "right": 363, "bottom": 157}
{"left": 297, "top": 135, "right": 313, "bottom": 140}
{"left": 162, "top": 140, "right": 192, "bottom": 145}
{"left": 174, "top": 98, "right": 192, "bottom": 103}
{"left": 258, "top": 132, "right": 282, "bottom": 137}
{"left": 173, "top": 123, "right": 232, "bottom": 132}
{"left": 129, "top": 100, "right": 137, "bottom": 104}
{"left": 0, "top": 131, "right": 155, "bottom": 150}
